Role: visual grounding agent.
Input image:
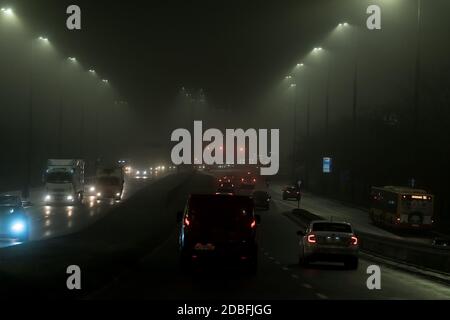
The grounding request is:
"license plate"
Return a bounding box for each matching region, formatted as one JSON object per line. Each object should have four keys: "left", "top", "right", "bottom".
{"left": 194, "top": 243, "right": 216, "bottom": 251}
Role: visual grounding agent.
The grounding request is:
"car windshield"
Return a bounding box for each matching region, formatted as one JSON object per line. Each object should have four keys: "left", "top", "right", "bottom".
{"left": 312, "top": 223, "right": 352, "bottom": 233}
{"left": 189, "top": 196, "right": 253, "bottom": 227}
{"left": 46, "top": 171, "right": 72, "bottom": 183}
{"left": 97, "top": 177, "right": 121, "bottom": 186}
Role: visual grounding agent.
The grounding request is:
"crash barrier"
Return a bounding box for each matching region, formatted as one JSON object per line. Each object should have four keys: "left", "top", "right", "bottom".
{"left": 290, "top": 209, "right": 450, "bottom": 274}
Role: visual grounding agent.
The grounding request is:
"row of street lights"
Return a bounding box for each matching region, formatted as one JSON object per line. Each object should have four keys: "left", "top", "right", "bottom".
{"left": 1, "top": 7, "right": 113, "bottom": 198}
{"left": 282, "top": 0, "right": 424, "bottom": 192}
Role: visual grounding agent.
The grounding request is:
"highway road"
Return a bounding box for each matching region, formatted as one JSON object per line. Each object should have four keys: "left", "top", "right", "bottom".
{"left": 87, "top": 172, "right": 450, "bottom": 300}
{"left": 0, "top": 175, "right": 154, "bottom": 248}
{"left": 269, "top": 183, "right": 435, "bottom": 245}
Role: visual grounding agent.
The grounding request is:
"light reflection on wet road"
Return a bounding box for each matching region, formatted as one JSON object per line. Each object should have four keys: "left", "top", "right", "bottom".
{"left": 0, "top": 176, "right": 156, "bottom": 248}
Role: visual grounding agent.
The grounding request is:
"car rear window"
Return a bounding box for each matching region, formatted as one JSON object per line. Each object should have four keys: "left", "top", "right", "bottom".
{"left": 188, "top": 196, "right": 254, "bottom": 227}
{"left": 312, "top": 222, "right": 352, "bottom": 233}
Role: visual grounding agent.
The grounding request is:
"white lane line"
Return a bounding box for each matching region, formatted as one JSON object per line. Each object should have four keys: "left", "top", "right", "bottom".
{"left": 302, "top": 283, "right": 313, "bottom": 289}
{"left": 316, "top": 293, "right": 328, "bottom": 300}
{"left": 268, "top": 256, "right": 275, "bottom": 260}
{"left": 274, "top": 261, "right": 281, "bottom": 265}
{"left": 291, "top": 274, "right": 299, "bottom": 279}
{"left": 282, "top": 267, "right": 289, "bottom": 271}
{"left": 264, "top": 252, "right": 269, "bottom": 256}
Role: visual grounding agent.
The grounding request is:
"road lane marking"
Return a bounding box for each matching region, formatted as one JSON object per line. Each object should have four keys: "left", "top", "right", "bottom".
{"left": 282, "top": 267, "right": 289, "bottom": 271}
{"left": 316, "top": 293, "right": 328, "bottom": 299}
{"left": 302, "top": 283, "right": 312, "bottom": 289}
{"left": 291, "top": 274, "right": 299, "bottom": 279}
{"left": 274, "top": 261, "right": 281, "bottom": 265}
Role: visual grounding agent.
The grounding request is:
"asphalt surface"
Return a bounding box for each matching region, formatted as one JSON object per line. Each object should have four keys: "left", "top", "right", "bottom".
{"left": 0, "top": 171, "right": 448, "bottom": 299}
{"left": 88, "top": 173, "right": 450, "bottom": 300}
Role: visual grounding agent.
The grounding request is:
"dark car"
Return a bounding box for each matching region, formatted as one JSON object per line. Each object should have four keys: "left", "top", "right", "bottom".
{"left": 282, "top": 186, "right": 301, "bottom": 201}
{"left": 0, "top": 195, "right": 29, "bottom": 242}
{"left": 252, "top": 190, "right": 271, "bottom": 210}
{"left": 178, "top": 194, "right": 260, "bottom": 273}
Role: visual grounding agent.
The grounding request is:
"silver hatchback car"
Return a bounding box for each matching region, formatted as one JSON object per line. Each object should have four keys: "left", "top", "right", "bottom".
{"left": 297, "top": 220, "right": 359, "bottom": 269}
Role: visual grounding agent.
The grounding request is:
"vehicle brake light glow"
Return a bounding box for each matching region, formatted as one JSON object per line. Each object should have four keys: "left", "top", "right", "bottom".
{"left": 250, "top": 219, "right": 256, "bottom": 228}
{"left": 350, "top": 236, "right": 358, "bottom": 245}
{"left": 307, "top": 234, "right": 316, "bottom": 244}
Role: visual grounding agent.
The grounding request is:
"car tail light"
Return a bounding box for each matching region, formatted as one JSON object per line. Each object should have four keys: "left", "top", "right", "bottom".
{"left": 250, "top": 219, "right": 256, "bottom": 229}
{"left": 350, "top": 236, "right": 358, "bottom": 246}
{"left": 307, "top": 234, "right": 316, "bottom": 244}
{"left": 184, "top": 217, "right": 191, "bottom": 227}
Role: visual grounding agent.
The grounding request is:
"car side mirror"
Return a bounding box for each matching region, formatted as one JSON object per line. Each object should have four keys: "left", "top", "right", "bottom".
{"left": 296, "top": 230, "right": 304, "bottom": 236}
{"left": 255, "top": 214, "right": 261, "bottom": 225}
{"left": 177, "top": 211, "right": 183, "bottom": 223}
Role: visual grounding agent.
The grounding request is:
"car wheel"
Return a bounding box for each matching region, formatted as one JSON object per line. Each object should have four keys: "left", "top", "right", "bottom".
{"left": 345, "top": 257, "right": 359, "bottom": 270}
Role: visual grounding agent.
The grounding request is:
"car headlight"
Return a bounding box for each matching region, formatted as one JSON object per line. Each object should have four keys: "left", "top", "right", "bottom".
{"left": 67, "top": 195, "right": 74, "bottom": 201}
{"left": 97, "top": 192, "right": 102, "bottom": 197}
{"left": 45, "top": 195, "right": 51, "bottom": 201}
{"left": 10, "top": 220, "right": 26, "bottom": 234}
{"left": 136, "top": 171, "right": 140, "bottom": 175}
{"left": 89, "top": 186, "right": 95, "bottom": 192}
{"left": 116, "top": 193, "right": 121, "bottom": 197}
{"left": 143, "top": 171, "right": 147, "bottom": 175}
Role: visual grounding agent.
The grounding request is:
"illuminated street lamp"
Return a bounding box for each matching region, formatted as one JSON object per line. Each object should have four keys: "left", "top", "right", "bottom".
{"left": 68, "top": 57, "right": 77, "bottom": 62}
{"left": 89, "top": 69, "right": 96, "bottom": 74}
{"left": 1, "top": 7, "right": 13, "bottom": 15}
{"left": 38, "top": 36, "right": 49, "bottom": 42}
{"left": 296, "top": 63, "right": 304, "bottom": 68}
{"left": 102, "top": 79, "right": 109, "bottom": 83}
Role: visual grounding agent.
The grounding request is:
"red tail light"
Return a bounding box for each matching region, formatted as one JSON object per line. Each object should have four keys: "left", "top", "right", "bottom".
{"left": 350, "top": 236, "right": 358, "bottom": 245}
{"left": 250, "top": 219, "right": 256, "bottom": 229}
{"left": 307, "top": 234, "right": 316, "bottom": 244}
{"left": 184, "top": 217, "right": 191, "bottom": 227}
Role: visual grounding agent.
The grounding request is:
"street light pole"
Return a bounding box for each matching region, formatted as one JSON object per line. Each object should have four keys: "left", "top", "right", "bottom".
{"left": 57, "top": 60, "right": 64, "bottom": 157}
{"left": 23, "top": 39, "right": 35, "bottom": 199}
{"left": 413, "top": 0, "right": 422, "bottom": 136}
{"left": 292, "top": 83, "right": 298, "bottom": 178}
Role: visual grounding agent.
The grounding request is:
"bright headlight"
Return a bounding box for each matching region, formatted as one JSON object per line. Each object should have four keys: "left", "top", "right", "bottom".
{"left": 143, "top": 171, "right": 147, "bottom": 175}
{"left": 45, "top": 195, "right": 51, "bottom": 201}
{"left": 136, "top": 171, "right": 140, "bottom": 175}
{"left": 67, "top": 195, "right": 74, "bottom": 201}
{"left": 90, "top": 186, "right": 95, "bottom": 192}
{"left": 116, "top": 193, "right": 121, "bottom": 197}
{"left": 97, "top": 193, "right": 102, "bottom": 197}
{"left": 11, "top": 221, "right": 26, "bottom": 234}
